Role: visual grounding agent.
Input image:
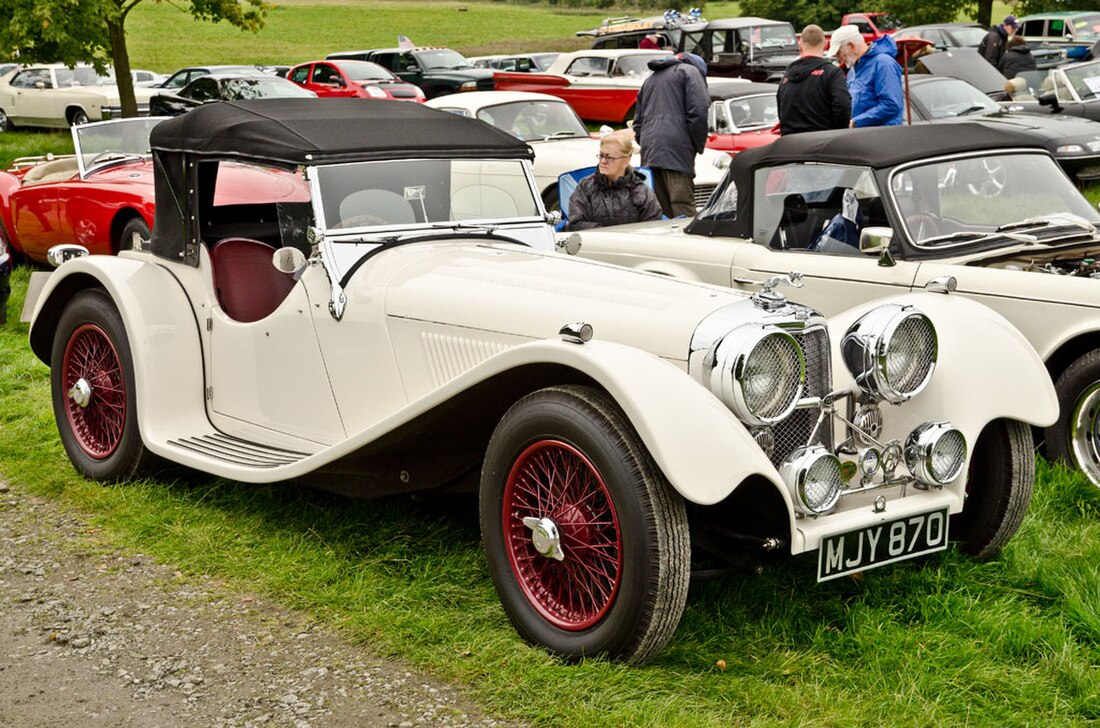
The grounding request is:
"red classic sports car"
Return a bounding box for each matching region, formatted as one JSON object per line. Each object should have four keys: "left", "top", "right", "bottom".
{"left": 286, "top": 60, "right": 425, "bottom": 102}
{"left": 492, "top": 49, "right": 669, "bottom": 123}
{"left": 0, "top": 117, "right": 309, "bottom": 264}
{"left": 705, "top": 80, "right": 780, "bottom": 155}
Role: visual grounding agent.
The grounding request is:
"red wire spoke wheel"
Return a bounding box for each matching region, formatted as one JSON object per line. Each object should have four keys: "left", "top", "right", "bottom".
{"left": 480, "top": 385, "right": 689, "bottom": 663}
{"left": 502, "top": 439, "right": 622, "bottom": 630}
{"left": 61, "top": 323, "right": 126, "bottom": 459}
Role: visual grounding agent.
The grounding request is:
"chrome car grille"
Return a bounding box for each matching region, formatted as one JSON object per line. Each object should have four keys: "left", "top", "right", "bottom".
{"left": 770, "top": 328, "right": 832, "bottom": 466}
{"left": 695, "top": 184, "right": 716, "bottom": 210}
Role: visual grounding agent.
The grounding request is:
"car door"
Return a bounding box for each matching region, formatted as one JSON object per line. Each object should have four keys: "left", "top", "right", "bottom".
{"left": 6, "top": 68, "right": 56, "bottom": 125}
{"left": 311, "top": 62, "right": 356, "bottom": 97}
{"left": 396, "top": 52, "right": 426, "bottom": 86}
{"left": 728, "top": 163, "right": 921, "bottom": 315}
{"left": 287, "top": 64, "right": 312, "bottom": 93}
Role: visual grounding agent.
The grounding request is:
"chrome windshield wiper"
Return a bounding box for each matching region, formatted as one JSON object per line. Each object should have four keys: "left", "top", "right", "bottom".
{"left": 996, "top": 214, "right": 1097, "bottom": 234}
{"left": 542, "top": 130, "right": 585, "bottom": 140}
{"left": 955, "top": 105, "right": 990, "bottom": 117}
{"left": 918, "top": 230, "right": 1038, "bottom": 246}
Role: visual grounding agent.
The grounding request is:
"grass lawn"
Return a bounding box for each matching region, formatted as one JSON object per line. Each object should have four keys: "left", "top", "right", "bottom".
{"left": 3, "top": 2, "right": 1100, "bottom": 724}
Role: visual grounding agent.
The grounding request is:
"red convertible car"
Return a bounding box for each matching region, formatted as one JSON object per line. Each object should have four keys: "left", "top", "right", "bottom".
{"left": 705, "top": 80, "right": 780, "bottom": 155}
{"left": 286, "top": 60, "right": 425, "bottom": 102}
{"left": 0, "top": 117, "right": 309, "bottom": 264}
{"left": 492, "top": 49, "right": 669, "bottom": 123}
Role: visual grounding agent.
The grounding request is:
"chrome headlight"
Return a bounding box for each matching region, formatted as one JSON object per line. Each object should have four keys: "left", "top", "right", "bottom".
{"left": 841, "top": 304, "right": 936, "bottom": 404}
{"left": 905, "top": 422, "right": 967, "bottom": 487}
{"left": 708, "top": 325, "right": 805, "bottom": 426}
{"left": 780, "top": 445, "right": 843, "bottom": 515}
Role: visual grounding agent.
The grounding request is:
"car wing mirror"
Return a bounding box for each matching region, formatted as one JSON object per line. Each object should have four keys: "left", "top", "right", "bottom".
{"left": 405, "top": 64, "right": 420, "bottom": 73}
{"left": 1038, "top": 91, "right": 1062, "bottom": 110}
{"left": 556, "top": 232, "right": 581, "bottom": 256}
{"left": 272, "top": 246, "right": 308, "bottom": 280}
{"left": 859, "top": 226, "right": 896, "bottom": 267}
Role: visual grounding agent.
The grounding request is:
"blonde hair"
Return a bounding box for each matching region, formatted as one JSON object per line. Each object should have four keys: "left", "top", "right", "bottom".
{"left": 600, "top": 130, "right": 635, "bottom": 157}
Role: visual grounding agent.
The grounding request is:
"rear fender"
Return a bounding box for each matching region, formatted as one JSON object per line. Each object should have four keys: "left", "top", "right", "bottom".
{"left": 28, "top": 256, "right": 210, "bottom": 446}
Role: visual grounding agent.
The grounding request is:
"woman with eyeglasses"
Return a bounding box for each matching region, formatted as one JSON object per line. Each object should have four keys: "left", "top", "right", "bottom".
{"left": 565, "top": 130, "right": 663, "bottom": 231}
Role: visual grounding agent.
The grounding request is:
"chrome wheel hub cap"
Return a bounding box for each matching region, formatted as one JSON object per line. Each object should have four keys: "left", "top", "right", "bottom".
{"left": 1070, "top": 382, "right": 1100, "bottom": 486}
{"left": 522, "top": 516, "right": 565, "bottom": 561}
{"left": 68, "top": 377, "right": 92, "bottom": 409}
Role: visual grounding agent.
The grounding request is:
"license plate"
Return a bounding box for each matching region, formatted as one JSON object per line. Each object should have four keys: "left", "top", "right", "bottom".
{"left": 817, "top": 507, "right": 949, "bottom": 582}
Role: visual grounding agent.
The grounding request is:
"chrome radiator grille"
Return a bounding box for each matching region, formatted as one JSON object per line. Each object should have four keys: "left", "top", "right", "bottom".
{"left": 694, "top": 184, "right": 716, "bottom": 210}
{"left": 770, "top": 327, "right": 832, "bottom": 466}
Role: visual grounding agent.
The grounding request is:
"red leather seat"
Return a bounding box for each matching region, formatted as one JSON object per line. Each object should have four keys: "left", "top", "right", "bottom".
{"left": 209, "top": 238, "right": 296, "bottom": 323}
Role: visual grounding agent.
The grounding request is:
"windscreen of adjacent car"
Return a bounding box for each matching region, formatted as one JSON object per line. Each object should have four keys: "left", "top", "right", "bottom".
{"left": 910, "top": 79, "right": 999, "bottom": 119}
{"left": 946, "top": 26, "right": 987, "bottom": 46}
{"left": 612, "top": 54, "right": 665, "bottom": 77}
{"left": 313, "top": 159, "right": 540, "bottom": 230}
{"left": 57, "top": 67, "right": 116, "bottom": 87}
{"left": 475, "top": 100, "right": 588, "bottom": 141}
{"left": 721, "top": 93, "right": 778, "bottom": 130}
{"left": 1073, "top": 15, "right": 1100, "bottom": 40}
{"left": 415, "top": 49, "right": 472, "bottom": 71}
{"left": 890, "top": 152, "right": 1100, "bottom": 248}
{"left": 74, "top": 117, "right": 164, "bottom": 174}
{"left": 1062, "top": 62, "right": 1100, "bottom": 100}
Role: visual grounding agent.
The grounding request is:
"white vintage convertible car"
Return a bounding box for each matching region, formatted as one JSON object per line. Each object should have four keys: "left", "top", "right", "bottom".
{"left": 425, "top": 90, "right": 729, "bottom": 211}
{"left": 569, "top": 123, "right": 1100, "bottom": 485}
{"left": 28, "top": 99, "right": 1056, "bottom": 663}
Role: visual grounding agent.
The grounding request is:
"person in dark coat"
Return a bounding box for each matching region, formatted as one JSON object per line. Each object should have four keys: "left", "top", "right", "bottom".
{"left": 633, "top": 52, "right": 709, "bottom": 218}
{"left": 979, "top": 15, "right": 1019, "bottom": 67}
{"left": 998, "top": 34, "right": 1038, "bottom": 79}
{"left": 777, "top": 24, "right": 851, "bottom": 134}
{"left": 565, "top": 130, "right": 663, "bottom": 231}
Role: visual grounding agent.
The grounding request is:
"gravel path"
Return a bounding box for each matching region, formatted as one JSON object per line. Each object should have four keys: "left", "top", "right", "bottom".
{"left": 0, "top": 477, "right": 511, "bottom": 727}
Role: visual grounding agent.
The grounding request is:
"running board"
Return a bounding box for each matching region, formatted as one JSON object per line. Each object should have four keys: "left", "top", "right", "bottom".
{"left": 167, "top": 433, "right": 311, "bottom": 468}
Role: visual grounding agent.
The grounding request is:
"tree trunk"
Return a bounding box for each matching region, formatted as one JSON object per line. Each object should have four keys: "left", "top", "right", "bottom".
{"left": 107, "top": 15, "right": 137, "bottom": 117}
{"left": 976, "top": 0, "right": 994, "bottom": 28}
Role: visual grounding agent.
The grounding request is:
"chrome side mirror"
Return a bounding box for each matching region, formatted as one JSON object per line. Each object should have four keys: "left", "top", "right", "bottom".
{"left": 859, "top": 226, "right": 895, "bottom": 267}
{"left": 46, "top": 244, "right": 90, "bottom": 269}
{"left": 272, "top": 246, "right": 309, "bottom": 280}
{"left": 555, "top": 232, "right": 581, "bottom": 256}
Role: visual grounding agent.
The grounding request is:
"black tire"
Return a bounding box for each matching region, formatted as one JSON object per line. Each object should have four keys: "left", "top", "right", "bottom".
{"left": 118, "top": 217, "right": 151, "bottom": 252}
{"left": 952, "top": 419, "right": 1035, "bottom": 560}
{"left": 623, "top": 103, "right": 636, "bottom": 126}
{"left": 0, "top": 108, "right": 10, "bottom": 133}
{"left": 50, "top": 289, "right": 162, "bottom": 482}
{"left": 1047, "top": 350, "right": 1100, "bottom": 486}
{"left": 480, "top": 384, "right": 690, "bottom": 663}
{"left": 67, "top": 107, "right": 90, "bottom": 127}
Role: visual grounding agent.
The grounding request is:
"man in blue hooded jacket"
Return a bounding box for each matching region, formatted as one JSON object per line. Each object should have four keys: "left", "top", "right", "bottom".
{"left": 826, "top": 24, "right": 903, "bottom": 127}
{"left": 633, "top": 52, "right": 710, "bottom": 217}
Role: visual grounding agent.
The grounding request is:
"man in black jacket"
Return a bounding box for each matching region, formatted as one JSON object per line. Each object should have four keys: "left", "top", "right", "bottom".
{"left": 979, "top": 15, "right": 1019, "bottom": 67}
{"left": 998, "top": 34, "right": 1038, "bottom": 79}
{"left": 633, "top": 53, "right": 709, "bottom": 217}
{"left": 777, "top": 24, "right": 851, "bottom": 134}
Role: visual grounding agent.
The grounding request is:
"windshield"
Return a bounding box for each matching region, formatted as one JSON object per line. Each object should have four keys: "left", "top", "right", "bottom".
{"left": 313, "top": 158, "right": 540, "bottom": 231}
{"left": 1063, "top": 61, "right": 1100, "bottom": 100}
{"left": 336, "top": 61, "right": 395, "bottom": 82}
{"left": 222, "top": 77, "right": 316, "bottom": 99}
{"left": 753, "top": 25, "right": 798, "bottom": 51}
{"left": 949, "top": 27, "right": 987, "bottom": 46}
{"left": 613, "top": 54, "right": 665, "bottom": 77}
{"left": 417, "top": 49, "right": 471, "bottom": 70}
{"left": 724, "top": 94, "right": 778, "bottom": 129}
{"left": 57, "top": 67, "right": 116, "bottom": 88}
{"left": 891, "top": 152, "right": 1100, "bottom": 248}
{"left": 1073, "top": 15, "right": 1100, "bottom": 41}
{"left": 875, "top": 14, "right": 905, "bottom": 31}
{"left": 911, "top": 79, "right": 999, "bottom": 118}
{"left": 475, "top": 100, "right": 588, "bottom": 141}
{"left": 74, "top": 117, "right": 164, "bottom": 174}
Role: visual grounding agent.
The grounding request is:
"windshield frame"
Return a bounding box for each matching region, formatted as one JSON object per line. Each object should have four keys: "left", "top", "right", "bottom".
{"left": 473, "top": 99, "right": 589, "bottom": 141}
{"left": 73, "top": 116, "right": 167, "bottom": 178}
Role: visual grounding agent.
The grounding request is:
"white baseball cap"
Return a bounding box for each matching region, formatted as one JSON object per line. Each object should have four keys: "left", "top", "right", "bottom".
{"left": 826, "top": 25, "right": 863, "bottom": 57}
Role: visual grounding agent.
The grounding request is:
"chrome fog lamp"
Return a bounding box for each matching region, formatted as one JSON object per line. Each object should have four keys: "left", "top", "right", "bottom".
{"left": 905, "top": 422, "right": 967, "bottom": 487}
{"left": 780, "top": 445, "right": 843, "bottom": 515}
{"left": 841, "top": 304, "right": 937, "bottom": 404}
{"left": 707, "top": 325, "right": 805, "bottom": 426}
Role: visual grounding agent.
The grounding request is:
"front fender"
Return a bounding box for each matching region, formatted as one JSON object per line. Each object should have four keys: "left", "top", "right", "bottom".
{"left": 28, "top": 255, "right": 210, "bottom": 446}
{"left": 471, "top": 339, "right": 788, "bottom": 508}
{"left": 827, "top": 291, "right": 1058, "bottom": 437}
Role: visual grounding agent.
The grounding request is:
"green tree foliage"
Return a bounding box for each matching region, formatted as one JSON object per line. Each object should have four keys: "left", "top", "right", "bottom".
{"left": 739, "top": 0, "right": 966, "bottom": 31}
{"left": 0, "top": 0, "right": 268, "bottom": 117}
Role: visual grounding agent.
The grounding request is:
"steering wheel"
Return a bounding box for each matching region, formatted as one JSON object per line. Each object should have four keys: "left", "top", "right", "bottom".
{"left": 964, "top": 159, "right": 1008, "bottom": 199}
{"left": 905, "top": 213, "right": 941, "bottom": 241}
